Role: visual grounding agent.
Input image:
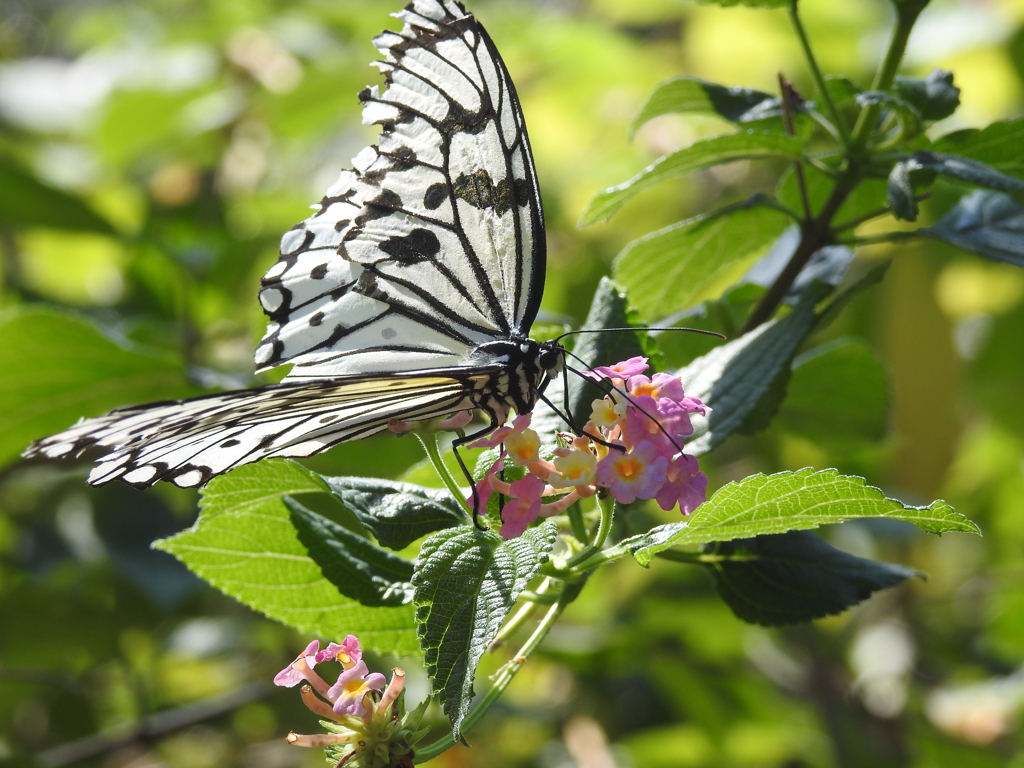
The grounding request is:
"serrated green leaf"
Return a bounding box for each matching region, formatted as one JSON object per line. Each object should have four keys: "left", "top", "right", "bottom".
{"left": 624, "top": 468, "right": 978, "bottom": 565}
{"left": 288, "top": 497, "right": 415, "bottom": 607}
{"left": 155, "top": 459, "right": 418, "bottom": 656}
{"left": 614, "top": 195, "right": 791, "bottom": 322}
{"left": 0, "top": 156, "right": 115, "bottom": 233}
{"left": 4, "top": 308, "right": 203, "bottom": 468}
{"left": 777, "top": 338, "right": 889, "bottom": 446}
{"left": 581, "top": 132, "right": 802, "bottom": 225}
{"left": 893, "top": 69, "right": 960, "bottom": 122}
{"left": 704, "top": 530, "right": 920, "bottom": 626}
{"left": 678, "top": 286, "right": 823, "bottom": 455}
{"left": 322, "top": 476, "right": 466, "bottom": 551}
{"left": 630, "top": 76, "right": 779, "bottom": 137}
{"left": 413, "top": 522, "right": 557, "bottom": 737}
{"left": 932, "top": 119, "right": 1024, "bottom": 180}
{"left": 923, "top": 190, "right": 1024, "bottom": 266}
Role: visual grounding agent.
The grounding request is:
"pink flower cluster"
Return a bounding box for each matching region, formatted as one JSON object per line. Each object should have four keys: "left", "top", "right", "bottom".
{"left": 471, "top": 357, "right": 709, "bottom": 540}
{"left": 274, "top": 635, "right": 399, "bottom": 720}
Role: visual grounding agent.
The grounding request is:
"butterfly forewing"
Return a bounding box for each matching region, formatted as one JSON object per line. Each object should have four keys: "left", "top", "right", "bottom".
{"left": 256, "top": 0, "right": 544, "bottom": 379}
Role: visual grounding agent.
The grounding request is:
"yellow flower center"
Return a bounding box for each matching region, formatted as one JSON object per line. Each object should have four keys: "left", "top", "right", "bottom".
{"left": 615, "top": 457, "right": 643, "bottom": 480}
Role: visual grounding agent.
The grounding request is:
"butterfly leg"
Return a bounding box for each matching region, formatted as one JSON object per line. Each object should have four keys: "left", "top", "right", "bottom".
{"left": 451, "top": 410, "right": 505, "bottom": 531}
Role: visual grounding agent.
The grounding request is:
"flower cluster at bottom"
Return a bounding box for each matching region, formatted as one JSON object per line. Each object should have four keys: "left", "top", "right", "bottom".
{"left": 471, "top": 356, "right": 710, "bottom": 540}
{"left": 274, "top": 636, "right": 425, "bottom": 768}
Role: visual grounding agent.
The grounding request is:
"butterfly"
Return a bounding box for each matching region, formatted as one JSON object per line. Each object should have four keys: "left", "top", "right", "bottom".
{"left": 23, "top": 0, "right": 569, "bottom": 491}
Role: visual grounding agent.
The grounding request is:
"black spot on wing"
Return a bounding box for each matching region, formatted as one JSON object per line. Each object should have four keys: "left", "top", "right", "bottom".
{"left": 309, "top": 311, "right": 325, "bottom": 326}
{"left": 424, "top": 183, "right": 447, "bottom": 210}
{"left": 453, "top": 170, "right": 523, "bottom": 216}
{"left": 379, "top": 228, "right": 441, "bottom": 264}
{"left": 310, "top": 264, "right": 328, "bottom": 279}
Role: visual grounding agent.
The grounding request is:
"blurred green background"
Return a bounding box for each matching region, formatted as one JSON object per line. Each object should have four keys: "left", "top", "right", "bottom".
{"left": 3, "top": 0, "right": 1024, "bottom": 766}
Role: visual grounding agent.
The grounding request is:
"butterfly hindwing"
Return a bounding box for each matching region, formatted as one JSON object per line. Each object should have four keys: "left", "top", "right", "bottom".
{"left": 256, "top": 0, "right": 545, "bottom": 380}
{"left": 27, "top": 374, "right": 488, "bottom": 488}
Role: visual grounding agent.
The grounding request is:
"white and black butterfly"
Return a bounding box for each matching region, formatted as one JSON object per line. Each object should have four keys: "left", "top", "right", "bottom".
{"left": 24, "top": 0, "right": 568, "bottom": 491}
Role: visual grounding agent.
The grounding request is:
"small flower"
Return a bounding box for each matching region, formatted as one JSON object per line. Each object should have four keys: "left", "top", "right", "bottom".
{"left": 470, "top": 412, "right": 532, "bottom": 449}
{"left": 595, "top": 441, "right": 668, "bottom": 504}
{"left": 548, "top": 448, "right": 597, "bottom": 490}
{"left": 274, "top": 640, "right": 321, "bottom": 688}
{"left": 589, "top": 396, "right": 625, "bottom": 428}
{"left": 505, "top": 427, "right": 541, "bottom": 466}
{"left": 621, "top": 396, "right": 694, "bottom": 456}
{"left": 315, "top": 634, "right": 362, "bottom": 666}
{"left": 627, "top": 373, "right": 685, "bottom": 402}
{"left": 500, "top": 473, "right": 546, "bottom": 540}
{"left": 584, "top": 356, "right": 649, "bottom": 381}
{"left": 467, "top": 457, "right": 503, "bottom": 511}
{"left": 328, "top": 660, "right": 387, "bottom": 718}
{"left": 655, "top": 454, "right": 708, "bottom": 513}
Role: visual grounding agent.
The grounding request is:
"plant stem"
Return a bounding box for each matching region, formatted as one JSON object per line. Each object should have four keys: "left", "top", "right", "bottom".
{"left": 787, "top": 2, "right": 850, "bottom": 146}
{"left": 414, "top": 581, "right": 584, "bottom": 763}
{"left": 778, "top": 73, "right": 813, "bottom": 221}
{"left": 850, "top": 5, "right": 923, "bottom": 152}
{"left": 567, "top": 505, "right": 589, "bottom": 543}
{"left": 413, "top": 431, "right": 473, "bottom": 517}
{"left": 564, "top": 495, "right": 614, "bottom": 571}
{"left": 739, "top": 175, "right": 855, "bottom": 333}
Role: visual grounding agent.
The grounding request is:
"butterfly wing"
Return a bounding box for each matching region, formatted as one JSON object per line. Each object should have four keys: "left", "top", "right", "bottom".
{"left": 25, "top": 372, "right": 494, "bottom": 488}
{"left": 256, "top": 0, "right": 545, "bottom": 380}
{"left": 23, "top": 0, "right": 546, "bottom": 489}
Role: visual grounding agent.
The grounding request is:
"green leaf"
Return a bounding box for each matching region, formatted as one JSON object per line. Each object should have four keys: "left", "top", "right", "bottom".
{"left": 614, "top": 195, "right": 792, "bottom": 322}
{"left": 532, "top": 277, "right": 648, "bottom": 436}
{"left": 778, "top": 162, "right": 889, "bottom": 227}
{"left": 777, "top": 338, "right": 889, "bottom": 447}
{"left": 581, "top": 132, "right": 802, "bottom": 225}
{"left": 678, "top": 286, "right": 823, "bottom": 455}
{"left": 704, "top": 530, "right": 920, "bottom": 626}
{"left": 889, "top": 151, "right": 1024, "bottom": 220}
{"left": 0, "top": 156, "right": 115, "bottom": 233}
{"left": 893, "top": 69, "right": 960, "bottom": 122}
{"left": 3, "top": 308, "right": 202, "bottom": 467}
{"left": 413, "top": 522, "right": 557, "bottom": 736}
{"left": 923, "top": 190, "right": 1024, "bottom": 266}
{"left": 321, "top": 476, "right": 466, "bottom": 551}
{"left": 886, "top": 157, "right": 936, "bottom": 221}
{"left": 630, "top": 76, "right": 778, "bottom": 137}
{"left": 156, "top": 460, "right": 418, "bottom": 656}
{"left": 932, "top": 119, "right": 1024, "bottom": 181}
{"left": 623, "top": 468, "right": 978, "bottom": 565}
{"left": 287, "top": 497, "right": 415, "bottom": 607}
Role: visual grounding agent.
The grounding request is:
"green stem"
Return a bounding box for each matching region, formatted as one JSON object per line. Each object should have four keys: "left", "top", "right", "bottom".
{"left": 414, "top": 581, "right": 583, "bottom": 763}
{"left": 850, "top": 5, "right": 923, "bottom": 152}
{"left": 567, "top": 505, "right": 589, "bottom": 544}
{"left": 787, "top": 2, "right": 850, "bottom": 146}
{"left": 564, "top": 495, "right": 614, "bottom": 570}
{"left": 488, "top": 578, "right": 557, "bottom": 651}
{"left": 413, "top": 431, "right": 473, "bottom": 518}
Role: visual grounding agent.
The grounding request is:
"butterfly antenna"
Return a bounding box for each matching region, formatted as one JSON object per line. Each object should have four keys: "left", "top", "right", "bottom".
{"left": 560, "top": 347, "right": 688, "bottom": 455}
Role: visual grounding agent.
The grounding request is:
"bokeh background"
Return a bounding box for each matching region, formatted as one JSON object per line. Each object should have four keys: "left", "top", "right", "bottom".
{"left": 3, "top": 0, "right": 1024, "bottom": 766}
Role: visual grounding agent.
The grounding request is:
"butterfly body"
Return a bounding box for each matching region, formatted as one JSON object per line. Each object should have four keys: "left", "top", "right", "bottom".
{"left": 24, "top": 0, "right": 563, "bottom": 490}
